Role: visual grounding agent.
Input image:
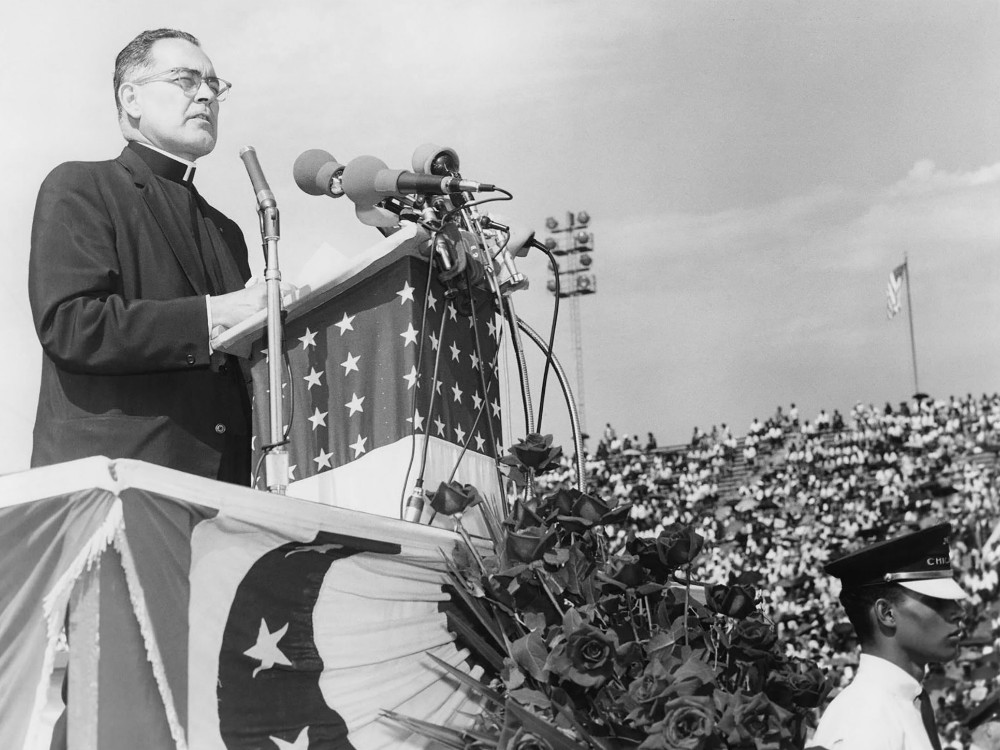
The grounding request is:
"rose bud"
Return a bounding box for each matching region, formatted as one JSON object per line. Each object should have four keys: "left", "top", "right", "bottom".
{"left": 705, "top": 583, "right": 758, "bottom": 619}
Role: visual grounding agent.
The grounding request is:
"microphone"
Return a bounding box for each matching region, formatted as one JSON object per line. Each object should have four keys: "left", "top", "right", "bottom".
{"left": 238, "top": 146, "right": 276, "bottom": 210}
{"left": 293, "top": 149, "right": 345, "bottom": 198}
{"left": 341, "top": 155, "right": 495, "bottom": 201}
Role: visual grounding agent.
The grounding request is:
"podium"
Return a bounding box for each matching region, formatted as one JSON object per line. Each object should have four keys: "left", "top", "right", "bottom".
{"left": 214, "top": 224, "right": 507, "bottom": 529}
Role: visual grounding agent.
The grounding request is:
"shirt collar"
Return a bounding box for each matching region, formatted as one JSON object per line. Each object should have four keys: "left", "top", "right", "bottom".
{"left": 856, "top": 653, "right": 924, "bottom": 701}
{"left": 127, "top": 141, "right": 196, "bottom": 185}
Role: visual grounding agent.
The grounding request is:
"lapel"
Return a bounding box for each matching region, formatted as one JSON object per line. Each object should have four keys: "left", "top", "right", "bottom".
{"left": 117, "top": 146, "right": 210, "bottom": 295}
{"left": 192, "top": 189, "right": 250, "bottom": 294}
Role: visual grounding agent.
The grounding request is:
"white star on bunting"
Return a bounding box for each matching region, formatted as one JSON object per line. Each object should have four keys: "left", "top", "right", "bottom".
{"left": 307, "top": 408, "right": 328, "bottom": 430}
{"left": 270, "top": 727, "right": 310, "bottom": 750}
{"left": 434, "top": 417, "right": 446, "bottom": 436}
{"left": 429, "top": 331, "right": 439, "bottom": 351}
{"left": 474, "top": 432, "right": 486, "bottom": 451}
{"left": 350, "top": 434, "right": 367, "bottom": 457}
{"left": 487, "top": 317, "right": 498, "bottom": 340}
{"left": 472, "top": 392, "right": 483, "bottom": 411}
{"left": 491, "top": 399, "right": 501, "bottom": 418}
{"left": 470, "top": 352, "right": 480, "bottom": 370}
{"left": 427, "top": 290, "right": 438, "bottom": 311}
{"left": 449, "top": 342, "right": 461, "bottom": 362}
{"left": 298, "top": 328, "right": 317, "bottom": 350}
{"left": 403, "top": 366, "right": 419, "bottom": 390}
{"left": 335, "top": 312, "right": 355, "bottom": 335}
{"left": 406, "top": 409, "right": 424, "bottom": 432}
{"left": 304, "top": 368, "right": 323, "bottom": 390}
{"left": 452, "top": 383, "right": 464, "bottom": 403}
{"left": 285, "top": 543, "right": 343, "bottom": 557}
{"left": 314, "top": 448, "right": 333, "bottom": 470}
{"left": 400, "top": 323, "right": 419, "bottom": 346}
{"left": 341, "top": 353, "right": 360, "bottom": 375}
{"left": 455, "top": 424, "right": 466, "bottom": 444}
{"left": 397, "top": 281, "right": 415, "bottom": 304}
{"left": 244, "top": 619, "right": 291, "bottom": 678}
{"left": 447, "top": 303, "right": 458, "bottom": 321}
{"left": 345, "top": 393, "right": 364, "bottom": 416}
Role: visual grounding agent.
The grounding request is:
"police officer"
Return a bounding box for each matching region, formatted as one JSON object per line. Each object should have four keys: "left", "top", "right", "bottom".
{"left": 812, "top": 523, "right": 967, "bottom": 750}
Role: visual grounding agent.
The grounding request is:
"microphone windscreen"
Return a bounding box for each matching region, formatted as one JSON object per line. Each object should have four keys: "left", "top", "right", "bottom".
{"left": 411, "top": 143, "right": 459, "bottom": 175}
{"left": 293, "top": 149, "right": 343, "bottom": 196}
{"left": 341, "top": 155, "right": 388, "bottom": 208}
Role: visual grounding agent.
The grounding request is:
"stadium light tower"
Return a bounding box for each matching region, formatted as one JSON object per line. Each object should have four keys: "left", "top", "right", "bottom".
{"left": 544, "top": 211, "right": 596, "bottom": 434}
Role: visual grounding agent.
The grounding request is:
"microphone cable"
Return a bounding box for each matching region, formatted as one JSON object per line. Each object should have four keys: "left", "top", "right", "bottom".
{"left": 533, "top": 244, "right": 561, "bottom": 434}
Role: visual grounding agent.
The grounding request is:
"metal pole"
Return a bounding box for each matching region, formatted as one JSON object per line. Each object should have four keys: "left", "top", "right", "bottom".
{"left": 903, "top": 253, "right": 919, "bottom": 394}
{"left": 262, "top": 207, "right": 289, "bottom": 494}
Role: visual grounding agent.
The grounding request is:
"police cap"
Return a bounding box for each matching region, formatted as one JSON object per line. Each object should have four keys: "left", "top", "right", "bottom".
{"left": 824, "top": 522, "right": 967, "bottom": 600}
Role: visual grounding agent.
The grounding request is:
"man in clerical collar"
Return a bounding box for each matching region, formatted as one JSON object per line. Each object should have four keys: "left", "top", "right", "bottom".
{"left": 811, "top": 523, "right": 967, "bottom": 750}
{"left": 28, "top": 28, "right": 279, "bottom": 485}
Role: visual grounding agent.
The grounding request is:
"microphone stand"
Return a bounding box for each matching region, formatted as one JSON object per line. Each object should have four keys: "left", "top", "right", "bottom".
{"left": 259, "top": 199, "right": 289, "bottom": 495}
{"left": 240, "top": 146, "right": 288, "bottom": 495}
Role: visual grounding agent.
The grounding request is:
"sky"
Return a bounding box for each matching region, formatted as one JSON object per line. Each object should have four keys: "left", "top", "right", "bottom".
{"left": 1, "top": 0, "right": 998, "bottom": 474}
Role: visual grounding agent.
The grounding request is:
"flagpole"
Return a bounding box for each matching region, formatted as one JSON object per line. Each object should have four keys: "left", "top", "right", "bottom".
{"left": 903, "top": 253, "right": 920, "bottom": 394}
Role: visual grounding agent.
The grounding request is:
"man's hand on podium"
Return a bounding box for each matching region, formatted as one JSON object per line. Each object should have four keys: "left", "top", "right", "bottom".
{"left": 210, "top": 279, "right": 297, "bottom": 332}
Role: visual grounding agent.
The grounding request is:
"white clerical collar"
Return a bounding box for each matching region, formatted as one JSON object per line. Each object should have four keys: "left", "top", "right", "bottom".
{"left": 131, "top": 141, "right": 197, "bottom": 182}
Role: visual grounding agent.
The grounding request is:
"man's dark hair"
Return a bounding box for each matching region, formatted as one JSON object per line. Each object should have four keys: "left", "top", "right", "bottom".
{"left": 840, "top": 583, "right": 908, "bottom": 643}
{"left": 114, "top": 29, "right": 200, "bottom": 116}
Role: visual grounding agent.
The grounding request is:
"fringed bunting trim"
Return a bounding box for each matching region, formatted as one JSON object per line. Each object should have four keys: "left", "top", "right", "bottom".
{"left": 29, "top": 498, "right": 124, "bottom": 750}
{"left": 113, "top": 525, "right": 189, "bottom": 750}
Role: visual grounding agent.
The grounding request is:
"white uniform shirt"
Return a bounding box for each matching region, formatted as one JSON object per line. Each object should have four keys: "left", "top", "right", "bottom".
{"left": 811, "top": 654, "right": 937, "bottom": 750}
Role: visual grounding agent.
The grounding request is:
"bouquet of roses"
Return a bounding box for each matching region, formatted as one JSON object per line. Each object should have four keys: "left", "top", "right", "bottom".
{"left": 385, "top": 435, "right": 829, "bottom": 749}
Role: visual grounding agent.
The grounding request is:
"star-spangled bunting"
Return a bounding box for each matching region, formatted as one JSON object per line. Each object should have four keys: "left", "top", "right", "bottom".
{"left": 251, "top": 256, "right": 503, "bottom": 488}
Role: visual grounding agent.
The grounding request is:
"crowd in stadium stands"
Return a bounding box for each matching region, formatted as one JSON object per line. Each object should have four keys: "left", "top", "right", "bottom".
{"left": 539, "top": 393, "right": 1000, "bottom": 749}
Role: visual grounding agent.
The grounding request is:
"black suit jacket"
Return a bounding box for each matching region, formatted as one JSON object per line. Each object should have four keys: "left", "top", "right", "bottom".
{"left": 29, "top": 145, "right": 253, "bottom": 479}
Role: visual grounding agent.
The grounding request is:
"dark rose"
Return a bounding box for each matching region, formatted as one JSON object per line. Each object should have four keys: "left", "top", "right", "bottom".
{"left": 501, "top": 728, "right": 554, "bottom": 750}
{"left": 641, "top": 695, "right": 717, "bottom": 749}
{"left": 765, "top": 659, "right": 830, "bottom": 709}
{"left": 506, "top": 433, "right": 563, "bottom": 473}
{"left": 428, "top": 480, "right": 482, "bottom": 516}
{"left": 656, "top": 524, "right": 705, "bottom": 567}
{"left": 543, "top": 488, "right": 632, "bottom": 532}
{"left": 626, "top": 664, "right": 672, "bottom": 726}
{"left": 505, "top": 526, "right": 559, "bottom": 564}
{"left": 705, "top": 583, "right": 757, "bottom": 619}
{"left": 731, "top": 614, "right": 778, "bottom": 659}
{"left": 718, "top": 693, "right": 788, "bottom": 747}
{"left": 606, "top": 557, "right": 644, "bottom": 589}
{"left": 636, "top": 526, "right": 705, "bottom": 579}
{"left": 565, "top": 624, "right": 617, "bottom": 686}
{"left": 540, "top": 487, "right": 579, "bottom": 517}
{"left": 548, "top": 623, "right": 618, "bottom": 687}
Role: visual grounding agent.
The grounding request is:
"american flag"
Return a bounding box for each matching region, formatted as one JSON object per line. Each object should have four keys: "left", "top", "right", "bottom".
{"left": 886, "top": 262, "right": 906, "bottom": 320}
{"left": 250, "top": 254, "right": 504, "bottom": 497}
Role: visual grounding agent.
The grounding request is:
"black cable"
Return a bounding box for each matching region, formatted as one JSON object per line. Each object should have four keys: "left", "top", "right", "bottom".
{"left": 464, "top": 264, "right": 502, "bottom": 467}
{"left": 398, "top": 246, "right": 441, "bottom": 514}
{"left": 534, "top": 246, "right": 561, "bottom": 433}
{"left": 503, "top": 296, "right": 532, "bottom": 436}
{"left": 439, "top": 188, "right": 513, "bottom": 225}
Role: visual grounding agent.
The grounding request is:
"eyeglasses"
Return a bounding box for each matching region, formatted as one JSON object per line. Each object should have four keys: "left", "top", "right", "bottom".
{"left": 129, "top": 67, "right": 232, "bottom": 102}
